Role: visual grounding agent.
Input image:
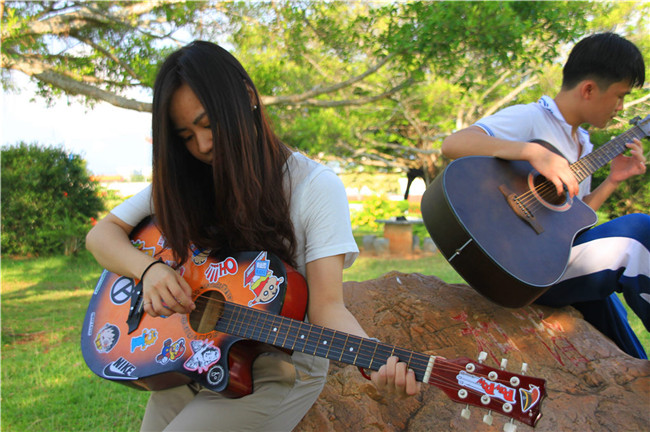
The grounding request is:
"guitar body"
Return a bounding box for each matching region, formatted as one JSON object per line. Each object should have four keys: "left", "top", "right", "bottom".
{"left": 81, "top": 218, "right": 308, "bottom": 397}
{"left": 421, "top": 156, "right": 597, "bottom": 308}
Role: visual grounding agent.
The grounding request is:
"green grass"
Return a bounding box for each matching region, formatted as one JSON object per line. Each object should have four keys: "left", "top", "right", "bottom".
{"left": 1, "top": 252, "right": 150, "bottom": 431}
{"left": 1, "top": 249, "right": 647, "bottom": 431}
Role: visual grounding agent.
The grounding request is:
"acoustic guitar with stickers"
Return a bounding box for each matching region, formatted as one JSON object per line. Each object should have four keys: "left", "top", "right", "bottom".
{"left": 81, "top": 217, "right": 546, "bottom": 431}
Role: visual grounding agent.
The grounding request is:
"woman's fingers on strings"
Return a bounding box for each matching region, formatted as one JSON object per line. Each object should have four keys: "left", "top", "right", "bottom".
{"left": 176, "top": 276, "right": 196, "bottom": 311}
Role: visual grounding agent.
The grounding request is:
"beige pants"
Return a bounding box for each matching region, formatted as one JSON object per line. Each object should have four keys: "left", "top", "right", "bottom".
{"left": 140, "top": 351, "right": 329, "bottom": 432}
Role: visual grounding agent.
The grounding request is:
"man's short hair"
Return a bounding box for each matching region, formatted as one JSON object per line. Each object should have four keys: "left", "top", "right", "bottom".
{"left": 562, "top": 32, "right": 645, "bottom": 90}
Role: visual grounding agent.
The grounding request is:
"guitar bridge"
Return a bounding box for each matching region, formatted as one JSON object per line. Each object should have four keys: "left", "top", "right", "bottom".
{"left": 499, "top": 185, "right": 544, "bottom": 235}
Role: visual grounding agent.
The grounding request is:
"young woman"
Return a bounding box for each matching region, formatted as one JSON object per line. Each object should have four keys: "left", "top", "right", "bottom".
{"left": 86, "top": 41, "right": 419, "bottom": 431}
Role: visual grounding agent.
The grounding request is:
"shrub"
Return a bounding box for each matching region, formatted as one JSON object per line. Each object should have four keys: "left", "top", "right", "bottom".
{"left": 350, "top": 195, "right": 409, "bottom": 231}
{"left": 1, "top": 142, "right": 105, "bottom": 256}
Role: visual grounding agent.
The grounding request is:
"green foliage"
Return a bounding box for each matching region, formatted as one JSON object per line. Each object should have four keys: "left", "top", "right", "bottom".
{"left": 350, "top": 195, "right": 409, "bottom": 231}
{"left": 1, "top": 1, "right": 208, "bottom": 104}
{"left": 3, "top": 1, "right": 648, "bottom": 208}
{"left": 1, "top": 143, "right": 105, "bottom": 256}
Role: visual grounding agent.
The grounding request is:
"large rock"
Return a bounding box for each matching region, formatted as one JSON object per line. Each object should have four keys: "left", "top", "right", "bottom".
{"left": 295, "top": 272, "right": 650, "bottom": 432}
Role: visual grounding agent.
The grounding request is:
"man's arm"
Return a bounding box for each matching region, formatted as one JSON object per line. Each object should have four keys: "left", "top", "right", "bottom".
{"left": 441, "top": 126, "right": 581, "bottom": 197}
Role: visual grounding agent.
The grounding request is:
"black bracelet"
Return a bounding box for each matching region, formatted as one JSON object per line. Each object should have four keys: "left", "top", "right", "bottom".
{"left": 140, "top": 258, "right": 164, "bottom": 281}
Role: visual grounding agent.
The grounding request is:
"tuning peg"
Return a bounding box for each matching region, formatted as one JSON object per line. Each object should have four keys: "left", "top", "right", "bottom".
{"left": 478, "top": 351, "right": 488, "bottom": 363}
{"left": 482, "top": 412, "right": 493, "bottom": 426}
{"left": 521, "top": 363, "right": 528, "bottom": 375}
{"left": 500, "top": 358, "right": 508, "bottom": 370}
{"left": 503, "top": 420, "right": 517, "bottom": 432}
{"left": 461, "top": 407, "right": 471, "bottom": 420}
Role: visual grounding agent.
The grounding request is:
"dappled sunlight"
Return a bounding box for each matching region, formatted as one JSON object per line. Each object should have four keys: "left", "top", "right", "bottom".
{"left": 4, "top": 287, "right": 91, "bottom": 305}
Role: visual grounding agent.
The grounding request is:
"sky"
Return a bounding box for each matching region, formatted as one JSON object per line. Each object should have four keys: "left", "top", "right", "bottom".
{"left": 1, "top": 75, "right": 153, "bottom": 177}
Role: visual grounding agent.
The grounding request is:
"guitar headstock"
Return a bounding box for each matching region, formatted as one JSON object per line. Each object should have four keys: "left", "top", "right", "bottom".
{"left": 630, "top": 114, "right": 650, "bottom": 137}
{"left": 430, "top": 352, "right": 546, "bottom": 430}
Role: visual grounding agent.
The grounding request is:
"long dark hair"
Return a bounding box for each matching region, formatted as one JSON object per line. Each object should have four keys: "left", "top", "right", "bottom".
{"left": 151, "top": 41, "right": 296, "bottom": 266}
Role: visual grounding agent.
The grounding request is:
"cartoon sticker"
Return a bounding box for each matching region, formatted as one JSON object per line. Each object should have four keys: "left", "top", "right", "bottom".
{"left": 95, "top": 323, "right": 120, "bottom": 353}
{"left": 156, "top": 338, "right": 186, "bottom": 365}
{"left": 190, "top": 244, "right": 211, "bottom": 266}
{"left": 130, "top": 328, "right": 158, "bottom": 352}
{"left": 206, "top": 364, "right": 225, "bottom": 386}
{"left": 205, "top": 257, "right": 238, "bottom": 284}
{"left": 132, "top": 239, "right": 155, "bottom": 257}
{"left": 244, "top": 252, "right": 283, "bottom": 307}
{"left": 184, "top": 339, "right": 221, "bottom": 374}
{"left": 519, "top": 385, "right": 542, "bottom": 413}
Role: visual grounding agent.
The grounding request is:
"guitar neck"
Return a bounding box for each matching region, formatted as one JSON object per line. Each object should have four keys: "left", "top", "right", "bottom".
{"left": 571, "top": 121, "right": 648, "bottom": 183}
{"left": 216, "top": 300, "right": 546, "bottom": 427}
{"left": 217, "top": 301, "right": 434, "bottom": 381}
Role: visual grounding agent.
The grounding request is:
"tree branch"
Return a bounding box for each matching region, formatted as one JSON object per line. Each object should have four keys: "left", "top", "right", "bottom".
{"left": 262, "top": 53, "right": 397, "bottom": 105}
{"left": 263, "top": 75, "right": 414, "bottom": 107}
{"left": 71, "top": 33, "right": 145, "bottom": 83}
{"left": 3, "top": 54, "right": 151, "bottom": 111}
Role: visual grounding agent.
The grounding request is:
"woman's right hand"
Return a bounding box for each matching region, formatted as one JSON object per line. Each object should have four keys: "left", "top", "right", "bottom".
{"left": 86, "top": 213, "right": 195, "bottom": 317}
{"left": 141, "top": 262, "right": 195, "bottom": 317}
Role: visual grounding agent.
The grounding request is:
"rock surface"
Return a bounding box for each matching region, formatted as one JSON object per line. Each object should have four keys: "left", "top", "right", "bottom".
{"left": 294, "top": 272, "right": 650, "bottom": 432}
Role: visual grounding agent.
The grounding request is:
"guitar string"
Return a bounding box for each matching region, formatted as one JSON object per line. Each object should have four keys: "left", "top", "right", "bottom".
{"left": 509, "top": 127, "right": 643, "bottom": 214}
{"left": 516, "top": 128, "right": 639, "bottom": 208}
{"left": 517, "top": 127, "right": 640, "bottom": 207}
{"left": 211, "top": 295, "right": 539, "bottom": 412}
{"left": 186, "top": 292, "right": 535, "bottom": 397}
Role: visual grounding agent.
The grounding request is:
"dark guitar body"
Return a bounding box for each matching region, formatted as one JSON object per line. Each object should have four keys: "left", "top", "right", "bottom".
{"left": 421, "top": 156, "right": 598, "bottom": 308}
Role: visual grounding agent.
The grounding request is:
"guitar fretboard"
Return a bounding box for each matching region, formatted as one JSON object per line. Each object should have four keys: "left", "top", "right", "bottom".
{"left": 571, "top": 121, "right": 648, "bottom": 183}
{"left": 216, "top": 301, "right": 435, "bottom": 381}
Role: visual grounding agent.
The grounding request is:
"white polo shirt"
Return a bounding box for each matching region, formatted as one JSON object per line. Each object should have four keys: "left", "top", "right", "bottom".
{"left": 474, "top": 95, "right": 593, "bottom": 198}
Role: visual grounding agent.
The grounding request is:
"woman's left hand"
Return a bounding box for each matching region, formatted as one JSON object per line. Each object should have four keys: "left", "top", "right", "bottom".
{"left": 371, "top": 356, "right": 422, "bottom": 398}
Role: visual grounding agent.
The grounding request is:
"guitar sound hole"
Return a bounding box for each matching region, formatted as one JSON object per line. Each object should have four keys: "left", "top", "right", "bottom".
{"left": 189, "top": 289, "right": 224, "bottom": 334}
{"left": 532, "top": 174, "right": 567, "bottom": 206}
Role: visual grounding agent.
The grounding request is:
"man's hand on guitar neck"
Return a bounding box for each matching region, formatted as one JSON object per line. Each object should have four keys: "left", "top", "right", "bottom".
{"left": 582, "top": 138, "right": 646, "bottom": 212}
{"left": 609, "top": 138, "right": 647, "bottom": 183}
